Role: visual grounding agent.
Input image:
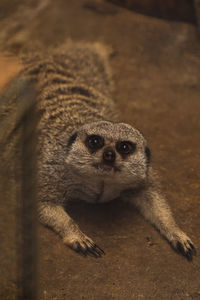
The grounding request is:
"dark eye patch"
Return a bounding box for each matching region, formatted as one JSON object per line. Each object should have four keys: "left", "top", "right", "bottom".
{"left": 116, "top": 141, "right": 136, "bottom": 157}
{"left": 67, "top": 132, "right": 78, "bottom": 149}
{"left": 85, "top": 135, "right": 104, "bottom": 153}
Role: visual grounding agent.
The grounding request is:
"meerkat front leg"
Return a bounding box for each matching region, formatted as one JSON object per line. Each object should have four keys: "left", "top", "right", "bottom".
{"left": 38, "top": 202, "right": 104, "bottom": 257}
{"left": 128, "top": 187, "right": 196, "bottom": 261}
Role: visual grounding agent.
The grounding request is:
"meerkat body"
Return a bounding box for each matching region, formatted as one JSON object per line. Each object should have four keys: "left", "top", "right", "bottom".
{"left": 19, "top": 41, "right": 195, "bottom": 259}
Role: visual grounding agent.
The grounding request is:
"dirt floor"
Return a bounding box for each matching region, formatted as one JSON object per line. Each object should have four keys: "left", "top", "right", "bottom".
{"left": 0, "top": 0, "right": 200, "bottom": 299}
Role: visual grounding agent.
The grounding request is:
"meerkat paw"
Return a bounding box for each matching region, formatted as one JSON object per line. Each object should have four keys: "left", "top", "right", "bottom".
{"left": 171, "top": 231, "right": 196, "bottom": 261}
{"left": 63, "top": 233, "right": 105, "bottom": 258}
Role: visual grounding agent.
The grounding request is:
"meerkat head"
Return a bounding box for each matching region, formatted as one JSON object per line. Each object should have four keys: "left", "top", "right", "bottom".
{"left": 65, "top": 121, "right": 150, "bottom": 187}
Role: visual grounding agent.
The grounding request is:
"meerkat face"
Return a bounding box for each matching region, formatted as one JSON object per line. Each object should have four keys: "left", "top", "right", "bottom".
{"left": 65, "top": 121, "right": 150, "bottom": 187}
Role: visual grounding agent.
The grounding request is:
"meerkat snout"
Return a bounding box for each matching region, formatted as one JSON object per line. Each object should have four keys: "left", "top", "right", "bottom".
{"left": 103, "top": 147, "right": 116, "bottom": 164}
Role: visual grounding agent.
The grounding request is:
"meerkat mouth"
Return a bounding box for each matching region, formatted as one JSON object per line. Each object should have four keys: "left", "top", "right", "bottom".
{"left": 93, "top": 163, "right": 120, "bottom": 173}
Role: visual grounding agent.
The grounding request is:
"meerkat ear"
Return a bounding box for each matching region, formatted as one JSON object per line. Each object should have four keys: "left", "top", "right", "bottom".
{"left": 67, "top": 131, "right": 78, "bottom": 149}
{"left": 145, "top": 146, "right": 151, "bottom": 165}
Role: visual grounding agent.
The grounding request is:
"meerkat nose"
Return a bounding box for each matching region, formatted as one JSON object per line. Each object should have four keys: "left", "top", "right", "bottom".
{"left": 103, "top": 148, "right": 116, "bottom": 163}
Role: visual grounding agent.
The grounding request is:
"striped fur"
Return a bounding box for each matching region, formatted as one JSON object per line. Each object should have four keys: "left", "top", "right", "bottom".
{"left": 21, "top": 42, "right": 117, "bottom": 134}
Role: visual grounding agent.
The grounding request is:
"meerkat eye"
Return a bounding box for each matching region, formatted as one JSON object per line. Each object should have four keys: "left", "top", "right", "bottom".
{"left": 85, "top": 135, "right": 104, "bottom": 152}
{"left": 116, "top": 141, "right": 136, "bottom": 155}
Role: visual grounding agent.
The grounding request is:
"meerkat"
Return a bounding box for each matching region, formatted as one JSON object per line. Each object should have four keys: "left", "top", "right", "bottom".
{"left": 18, "top": 41, "right": 195, "bottom": 260}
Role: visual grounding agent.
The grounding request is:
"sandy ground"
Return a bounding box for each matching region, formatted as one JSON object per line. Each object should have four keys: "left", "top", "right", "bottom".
{"left": 0, "top": 56, "right": 21, "bottom": 90}
{"left": 0, "top": 1, "right": 200, "bottom": 299}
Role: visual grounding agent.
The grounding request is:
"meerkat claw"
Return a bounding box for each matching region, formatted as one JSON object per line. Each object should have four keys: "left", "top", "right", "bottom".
{"left": 85, "top": 242, "right": 105, "bottom": 258}
{"left": 92, "top": 244, "right": 105, "bottom": 255}
{"left": 188, "top": 241, "right": 196, "bottom": 254}
{"left": 86, "top": 246, "right": 102, "bottom": 258}
{"left": 176, "top": 241, "right": 196, "bottom": 261}
{"left": 69, "top": 239, "right": 104, "bottom": 258}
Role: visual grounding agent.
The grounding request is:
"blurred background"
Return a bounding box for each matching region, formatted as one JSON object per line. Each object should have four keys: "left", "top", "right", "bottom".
{"left": 0, "top": 1, "right": 200, "bottom": 299}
